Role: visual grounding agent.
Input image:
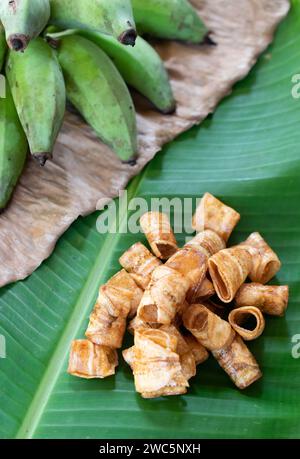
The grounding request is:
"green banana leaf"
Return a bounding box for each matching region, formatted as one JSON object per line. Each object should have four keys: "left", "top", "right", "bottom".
{"left": 1, "top": 2, "right": 300, "bottom": 440}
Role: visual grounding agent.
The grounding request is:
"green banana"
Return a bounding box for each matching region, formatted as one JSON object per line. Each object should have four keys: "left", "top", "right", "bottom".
{"left": 49, "top": 0, "right": 137, "bottom": 46}
{"left": 75, "top": 30, "right": 176, "bottom": 114}
{"left": 57, "top": 35, "right": 137, "bottom": 161}
{"left": 0, "top": 78, "right": 28, "bottom": 210}
{"left": 0, "top": 0, "right": 50, "bottom": 52}
{"left": 131, "top": 0, "right": 208, "bottom": 43}
{"left": 6, "top": 38, "right": 66, "bottom": 166}
{"left": 0, "top": 23, "right": 6, "bottom": 70}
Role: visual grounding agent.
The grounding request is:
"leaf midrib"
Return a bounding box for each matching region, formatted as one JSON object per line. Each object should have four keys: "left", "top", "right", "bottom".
{"left": 15, "top": 171, "right": 146, "bottom": 439}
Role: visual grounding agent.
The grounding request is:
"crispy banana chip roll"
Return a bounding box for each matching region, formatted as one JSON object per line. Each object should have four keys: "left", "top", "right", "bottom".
{"left": 239, "top": 232, "right": 281, "bottom": 284}
{"left": 184, "top": 333, "right": 209, "bottom": 365}
{"left": 192, "top": 193, "right": 240, "bottom": 242}
{"left": 161, "top": 325, "right": 197, "bottom": 380}
{"left": 127, "top": 316, "right": 161, "bottom": 335}
{"left": 228, "top": 306, "right": 265, "bottom": 341}
{"left": 235, "top": 283, "right": 289, "bottom": 316}
{"left": 208, "top": 247, "right": 252, "bottom": 303}
{"left": 123, "top": 328, "right": 189, "bottom": 398}
{"left": 68, "top": 340, "right": 118, "bottom": 379}
{"left": 86, "top": 269, "right": 143, "bottom": 348}
{"left": 166, "top": 247, "right": 207, "bottom": 304}
{"left": 212, "top": 335, "right": 262, "bottom": 389}
{"left": 185, "top": 230, "right": 226, "bottom": 258}
{"left": 183, "top": 304, "right": 235, "bottom": 351}
{"left": 183, "top": 304, "right": 261, "bottom": 389}
{"left": 119, "top": 242, "right": 162, "bottom": 289}
{"left": 140, "top": 212, "right": 178, "bottom": 260}
{"left": 137, "top": 265, "right": 190, "bottom": 325}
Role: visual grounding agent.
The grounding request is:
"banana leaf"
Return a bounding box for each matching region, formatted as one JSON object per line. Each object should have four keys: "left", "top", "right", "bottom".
{"left": 0, "top": 1, "right": 300, "bottom": 439}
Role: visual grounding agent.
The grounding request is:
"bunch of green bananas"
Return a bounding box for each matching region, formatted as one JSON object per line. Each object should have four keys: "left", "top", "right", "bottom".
{"left": 0, "top": 0, "right": 208, "bottom": 210}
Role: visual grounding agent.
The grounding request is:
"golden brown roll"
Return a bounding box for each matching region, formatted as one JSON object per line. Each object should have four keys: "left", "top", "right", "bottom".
{"left": 86, "top": 270, "right": 143, "bottom": 348}
{"left": 183, "top": 304, "right": 235, "bottom": 351}
{"left": 235, "top": 283, "right": 289, "bottom": 317}
{"left": 119, "top": 242, "right": 162, "bottom": 290}
{"left": 184, "top": 334, "right": 209, "bottom": 365}
{"left": 123, "top": 328, "right": 189, "bottom": 398}
{"left": 183, "top": 304, "right": 262, "bottom": 389}
{"left": 185, "top": 230, "right": 226, "bottom": 258}
{"left": 228, "top": 306, "right": 265, "bottom": 341}
{"left": 68, "top": 340, "right": 118, "bottom": 379}
{"left": 239, "top": 232, "right": 281, "bottom": 284}
{"left": 140, "top": 212, "right": 178, "bottom": 260}
{"left": 137, "top": 265, "right": 190, "bottom": 325}
{"left": 166, "top": 247, "right": 207, "bottom": 304}
{"left": 208, "top": 247, "right": 252, "bottom": 303}
{"left": 161, "top": 325, "right": 197, "bottom": 381}
{"left": 212, "top": 335, "right": 262, "bottom": 389}
{"left": 192, "top": 193, "right": 240, "bottom": 242}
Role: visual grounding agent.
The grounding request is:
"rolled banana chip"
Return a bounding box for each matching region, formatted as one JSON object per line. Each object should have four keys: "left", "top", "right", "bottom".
{"left": 239, "top": 232, "right": 281, "bottom": 284}
{"left": 192, "top": 193, "right": 240, "bottom": 242}
{"left": 228, "top": 306, "right": 265, "bottom": 341}
{"left": 185, "top": 229, "right": 225, "bottom": 258}
{"left": 235, "top": 283, "right": 289, "bottom": 317}
{"left": 123, "top": 328, "right": 189, "bottom": 398}
{"left": 183, "top": 304, "right": 235, "bottom": 351}
{"left": 140, "top": 211, "right": 178, "bottom": 260}
{"left": 137, "top": 265, "right": 190, "bottom": 325}
{"left": 86, "top": 269, "right": 143, "bottom": 348}
{"left": 166, "top": 246, "right": 207, "bottom": 304}
{"left": 208, "top": 247, "right": 252, "bottom": 303}
{"left": 212, "top": 335, "right": 262, "bottom": 390}
{"left": 183, "top": 304, "right": 262, "bottom": 389}
{"left": 68, "top": 340, "right": 118, "bottom": 379}
{"left": 119, "top": 241, "right": 161, "bottom": 290}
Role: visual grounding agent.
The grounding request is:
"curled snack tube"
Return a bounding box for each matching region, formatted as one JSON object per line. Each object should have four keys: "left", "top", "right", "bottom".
{"left": 192, "top": 276, "right": 215, "bottom": 302}
{"left": 228, "top": 306, "right": 265, "bottom": 341}
{"left": 161, "top": 325, "right": 197, "bottom": 380}
{"left": 192, "top": 193, "right": 240, "bottom": 242}
{"left": 140, "top": 212, "right": 178, "bottom": 260}
{"left": 184, "top": 334, "right": 209, "bottom": 365}
{"left": 183, "top": 304, "right": 235, "bottom": 351}
{"left": 86, "top": 270, "right": 143, "bottom": 348}
{"left": 212, "top": 335, "right": 262, "bottom": 389}
{"left": 166, "top": 247, "right": 207, "bottom": 304}
{"left": 235, "top": 283, "right": 289, "bottom": 317}
{"left": 68, "top": 340, "right": 118, "bottom": 379}
{"left": 119, "top": 242, "right": 162, "bottom": 289}
{"left": 123, "top": 328, "right": 189, "bottom": 398}
{"left": 185, "top": 230, "right": 226, "bottom": 259}
{"left": 239, "top": 232, "right": 281, "bottom": 284}
{"left": 208, "top": 247, "right": 252, "bottom": 303}
{"left": 137, "top": 265, "right": 190, "bottom": 325}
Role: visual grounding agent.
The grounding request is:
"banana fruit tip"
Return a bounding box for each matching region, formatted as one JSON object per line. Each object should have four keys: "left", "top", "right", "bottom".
{"left": 34, "top": 153, "right": 52, "bottom": 167}
{"left": 8, "top": 34, "right": 29, "bottom": 52}
{"left": 118, "top": 28, "right": 137, "bottom": 46}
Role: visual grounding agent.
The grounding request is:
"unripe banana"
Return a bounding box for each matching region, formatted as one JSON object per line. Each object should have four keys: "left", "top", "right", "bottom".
{"left": 131, "top": 0, "right": 207, "bottom": 43}
{"left": 50, "top": 0, "right": 137, "bottom": 46}
{"left": 0, "top": 0, "right": 50, "bottom": 52}
{"left": 0, "top": 78, "right": 28, "bottom": 210}
{"left": 6, "top": 38, "right": 66, "bottom": 165}
{"left": 57, "top": 35, "right": 137, "bottom": 162}
{"left": 0, "top": 23, "right": 6, "bottom": 70}
{"left": 76, "top": 30, "right": 176, "bottom": 114}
